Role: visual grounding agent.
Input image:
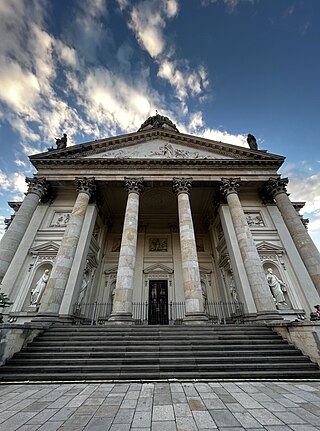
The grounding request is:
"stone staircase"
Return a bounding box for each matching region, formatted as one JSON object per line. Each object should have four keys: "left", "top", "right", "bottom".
{"left": 1, "top": 324, "right": 320, "bottom": 381}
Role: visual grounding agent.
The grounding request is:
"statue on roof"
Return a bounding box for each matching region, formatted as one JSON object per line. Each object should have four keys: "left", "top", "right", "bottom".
{"left": 138, "top": 112, "right": 179, "bottom": 133}
{"left": 247, "top": 133, "right": 258, "bottom": 150}
{"left": 55, "top": 133, "right": 67, "bottom": 150}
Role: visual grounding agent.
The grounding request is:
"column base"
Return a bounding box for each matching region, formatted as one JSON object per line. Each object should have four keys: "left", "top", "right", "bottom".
{"left": 255, "top": 310, "right": 283, "bottom": 323}
{"left": 108, "top": 312, "right": 134, "bottom": 324}
{"left": 183, "top": 312, "right": 209, "bottom": 325}
{"left": 31, "top": 313, "right": 60, "bottom": 324}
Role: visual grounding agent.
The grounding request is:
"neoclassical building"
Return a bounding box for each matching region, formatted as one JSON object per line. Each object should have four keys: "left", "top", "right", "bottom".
{"left": 1, "top": 115, "right": 320, "bottom": 325}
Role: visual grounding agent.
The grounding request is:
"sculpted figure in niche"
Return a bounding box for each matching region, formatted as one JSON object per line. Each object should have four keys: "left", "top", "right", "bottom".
{"left": 31, "top": 269, "right": 50, "bottom": 305}
{"left": 266, "top": 268, "right": 287, "bottom": 307}
{"left": 230, "top": 278, "right": 238, "bottom": 303}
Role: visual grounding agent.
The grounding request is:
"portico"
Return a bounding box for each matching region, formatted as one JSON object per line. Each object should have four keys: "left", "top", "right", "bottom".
{"left": 0, "top": 115, "right": 319, "bottom": 325}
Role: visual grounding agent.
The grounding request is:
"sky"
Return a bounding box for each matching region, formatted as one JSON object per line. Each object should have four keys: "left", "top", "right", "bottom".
{"left": 0, "top": 0, "right": 319, "bottom": 248}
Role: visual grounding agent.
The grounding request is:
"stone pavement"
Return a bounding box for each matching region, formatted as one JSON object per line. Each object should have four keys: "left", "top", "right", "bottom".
{"left": 0, "top": 381, "right": 320, "bottom": 431}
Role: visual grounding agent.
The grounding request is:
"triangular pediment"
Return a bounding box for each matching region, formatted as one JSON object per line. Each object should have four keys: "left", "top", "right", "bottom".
{"left": 30, "top": 128, "right": 284, "bottom": 166}
{"left": 143, "top": 263, "right": 174, "bottom": 274}
{"left": 29, "top": 241, "right": 60, "bottom": 255}
{"left": 256, "top": 241, "right": 283, "bottom": 253}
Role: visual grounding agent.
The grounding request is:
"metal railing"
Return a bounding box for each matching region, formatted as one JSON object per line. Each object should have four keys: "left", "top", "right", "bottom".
{"left": 72, "top": 301, "right": 244, "bottom": 325}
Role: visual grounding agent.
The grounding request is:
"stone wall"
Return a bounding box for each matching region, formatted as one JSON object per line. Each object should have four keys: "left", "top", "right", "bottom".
{"left": 0, "top": 323, "right": 50, "bottom": 366}
{"left": 271, "top": 321, "right": 320, "bottom": 366}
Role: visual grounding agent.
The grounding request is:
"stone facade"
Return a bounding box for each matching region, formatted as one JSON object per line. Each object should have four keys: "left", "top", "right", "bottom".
{"left": 0, "top": 115, "right": 319, "bottom": 325}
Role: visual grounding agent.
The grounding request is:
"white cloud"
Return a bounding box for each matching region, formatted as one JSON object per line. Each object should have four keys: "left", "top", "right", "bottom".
{"left": 0, "top": 170, "right": 27, "bottom": 196}
{"left": 14, "top": 160, "right": 26, "bottom": 167}
{"left": 201, "top": 0, "right": 254, "bottom": 11}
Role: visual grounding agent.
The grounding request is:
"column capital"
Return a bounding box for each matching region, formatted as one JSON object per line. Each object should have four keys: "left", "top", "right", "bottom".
{"left": 266, "top": 177, "right": 289, "bottom": 198}
{"left": 172, "top": 177, "right": 192, "bottom": 195}
{"left": 75, "top": 177, "right": 96, "bottom": 196}
{"left": 220, "top": 178, "right": 241, "bottom": 197}
{"left": 124, "top": 177, "right": 144, "bottom": 195}
{"left": 26, "top": 177, "right": 48, "bottom": 198}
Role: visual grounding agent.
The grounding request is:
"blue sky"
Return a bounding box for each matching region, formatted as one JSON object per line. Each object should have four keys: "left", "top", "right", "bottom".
{"left": 0, "top": 0, "right": 319, "bottom": 248}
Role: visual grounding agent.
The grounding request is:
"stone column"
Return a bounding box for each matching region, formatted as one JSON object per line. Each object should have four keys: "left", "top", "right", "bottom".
{"left": 0, "top": 177, "right": 48, "bottom": 282}
{"left": 267, "top": 177, "right": 320, "bottom": 295}
{"left": 173, "top": 178, "right": 207, "bottom": 323}
{"left": 38, "top": 177, "right": 96, "bottom": 318}
{"left": 220, "top": 178, "right": 279, "bottom": 319}
{"left": 109, "top": 177, "right": 144, "bottom": 323}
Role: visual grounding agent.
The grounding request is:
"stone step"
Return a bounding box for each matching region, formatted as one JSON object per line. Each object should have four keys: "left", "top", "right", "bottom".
{"left": 15, "top": 348, "right": 302, "bottom": 359}
{"left": 1, "top": 362, "right": 318, "bottom": 374}
{"left": 9, "top": 356, "right": 311, "bottom": 366}
{"left": 2, "top": 368, "right": 320, "bottom": 382}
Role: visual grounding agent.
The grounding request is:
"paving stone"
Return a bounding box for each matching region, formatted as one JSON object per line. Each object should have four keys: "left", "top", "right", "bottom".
{"left": 84, "top": 416, "right": 112, "bottom": 430}
{"left": 16, "top": 425, "right": 41, "bottom": 431}
{"left": 264, "top": 426, "right": 295, "bottom": 431}
{"left": 132, "top": 410, "right": 152, "bottom": 428}
{"left": 300, "top": 402, "right": 320, "bottom": 416}
{"left": 225, "top": 402, "right": 245, "bottom": 413}
{"left": 84, "top": 397, "right": 105, "bottom": 406}
{"left": 74, "top": 404, "right": 99, "bottom": 415}
{"left": 110, "top": 384, "right": 130, "bottom": 393}
{"left": 202, "top": 397, "right": 226, "bottom": 409}
{"left": 176, "top": 416, "right": 198, "bottom": 431}
{"left": 170, "top": 383, "right": 184, "bottom": 393}
{"left": 273, "top": 410, "right": 307, "bottom": 424}
{"left": 290, "top": 407, "right": 319, "bottom": 425}
{"left": 152, "top": 420, "right": 177, "bottom": 430}
{"left": 193, "top": 410, "right": 217, "bottom": 429}
{"left": 232, "top": 393, "right": 263, "bottom": 409}
{"left": 109, "top": 425, "right": 131, "bottom": 431}
{"left": 49, "top": 406, "right": 77, "bottom": 422}
{"left": 152, "top": 405, "right": 175, "bottom": 421}
{"left": 47, "top": 395, "right": 74, "bottom": 409}
{"left": 233, "top": 411, "right": 264, "bottom": 428}
{"left": 120, "top": 398, "right": 138, "bottom": 408}
{"left": 103, "top": 396, "right": 124, "bottom": 406}
{"left": 188, "top": 397, "right": 206, "bottom": 411}
{"left": 59, "top": 413, "right": 92, "bottom": 430}
{"left": 289, "top": 425, "right": 319, "bottom": 431}
{"left": 136, "top": 397, "right": 153, "bottom": 411}
{"left": 113, "top": 408, "right": 135, "bottom": 424}
{"left": 260, "top": 401, "right": 287, "bottom": 412}
{"left": 0, "top": 411, "right": 38, "bottom": 431}
{"left": 66, "top": 395, "right": 91, "bottom": 408}
{"left": 26, "top": 408, "right": 59, "bottom": 425}
{"left": 194, "top": 383, "right": 212, "bottom": 393}
{"left": 129, "top": 383, "right": 142, "bottom": 391}
{"left": 248, "top": 409, "right": 284, "bottom": 426}
{"left": 173, "top": 403, "right": 192, "bottom": 417}
{"left": 95, "top": 404, "right": 119, "bottom": 417}
{"left": 37, "top": 422, "right": 65, "bottom": 431}
{"left": 171, "top": 392, "right": 187, "bottom": 403}
{"left": 209, "top": 408, "right": 241, "bottom": 427}
{"left": 182, "top": 383, "right": 198, "bottom": 397}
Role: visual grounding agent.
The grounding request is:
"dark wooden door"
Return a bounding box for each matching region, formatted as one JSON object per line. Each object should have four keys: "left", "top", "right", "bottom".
{"left": 148, "top": 280, "right": 168, "bottom": 325}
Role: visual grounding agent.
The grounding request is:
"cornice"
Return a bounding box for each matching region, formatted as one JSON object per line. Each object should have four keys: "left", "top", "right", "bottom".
{"left": 33, "top": 157, "right": 283, "bottom": 169}
{"left": 29, "top": 128, "right": 285, "bottom": 164}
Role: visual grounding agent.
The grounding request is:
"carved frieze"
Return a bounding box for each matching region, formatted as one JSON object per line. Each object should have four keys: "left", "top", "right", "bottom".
{"left": 50, "top": 212, "right": 71, "bottom": 227}
{"left": 245, "top": 212, "right": 265, "bottom": 227}
{"left": 149, "top": 238, "right": 168, "bottom": 252}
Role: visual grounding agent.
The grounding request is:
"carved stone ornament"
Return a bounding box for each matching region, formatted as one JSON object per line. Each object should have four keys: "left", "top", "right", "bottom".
{"left": 172, "top": 177, "right": 192, "bottom": 195}
{"left": 26, "top": 177, "right": 48, "bottom": 198}
{"left": 75, "top": 177, "right": 96, "bottom": 196}
{"left": 220, "top": 178, "right": 241, "bottom": 197}
{"left": 266, "top": 177, "right": 288, "bottom": 198}
{"left": 124, "top": 177, "right": 144, "bottom": 195}
{"left": 245, "top": 213, "right": 265, "bottom": 227}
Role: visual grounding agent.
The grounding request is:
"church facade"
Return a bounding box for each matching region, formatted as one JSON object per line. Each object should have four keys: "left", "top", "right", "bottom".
{"left": 1, "top": 115, "right": 320, "bottom": 326}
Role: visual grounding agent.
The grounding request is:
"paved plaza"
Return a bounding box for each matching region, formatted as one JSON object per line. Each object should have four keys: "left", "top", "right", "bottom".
{"left": 0, "top": 380, "right": 320, "bottom": 431}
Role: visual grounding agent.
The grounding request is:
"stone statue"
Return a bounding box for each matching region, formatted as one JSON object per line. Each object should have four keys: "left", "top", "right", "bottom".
{"left": 247, "top": 133, "right": 258, "bottom": 150}
{"left": 201, "top": 285, "right": 207, "bottom": 310}
{"left": 230, "top": 279, "right": 238, "bottom": 303}
{"left": 31, "top": 269, "right": 50, "bottom": 305}
{"left": 55, "top": 133, "right": 67, "bottom": 150}
{"left": 266, "top": 268, "right": 287, "bottom": 306}
{"left": 310, "top": 304, "right": 320, "bottom": 321}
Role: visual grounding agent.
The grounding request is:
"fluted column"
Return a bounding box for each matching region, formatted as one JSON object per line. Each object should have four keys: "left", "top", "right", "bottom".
{"left": 38, "top": 177, "right": 96, "bottom": 317}
{"left": 109, "top": 177, "right": 144, "bottom": 322}
{"left": 220, "top": 178, "right": 278, "bottom": 319}
{"left": 173, "top": 178, "right": 207, "bottom": 323}
{"left": 0, "top": 177, "right": 48, "bottom": 282}
{"left": 267, "top": 177, "right": 320, "bottom": 294}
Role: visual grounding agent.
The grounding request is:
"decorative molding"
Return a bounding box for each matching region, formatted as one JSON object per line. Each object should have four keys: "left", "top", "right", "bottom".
{"left": 245, "top": 212, "right": 265, "bottom": 227}
{"left": 143, "top": 264, "right": 174, "bottom": 274}
{"left": 29, "top": 241, "right": 60, "bottom": 256}
{"left": 124, "top": 177, "right": 144, "bottom": 195}
{"left": 266, "top": 177, "right": 289, "bottom": 198}
{"left": 172, "top": 177, "right": 192, "bottom": 195}
{"left": 148, "top": 237, "right": 168, "bottom": 252}
{"left": 75, "top": 177, "right": 96, "bottom": 196}
{"left": 26, "top": 177, "right": 48, "bottom": 198}
{"left": 50, "top": 212, "right": 71, "bottom": 227}
{"left": 220, "top": 178, "right": 241, "bottom": 197}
